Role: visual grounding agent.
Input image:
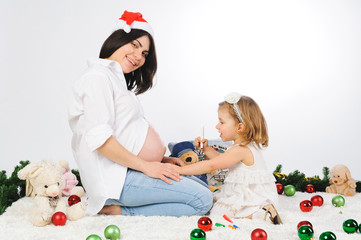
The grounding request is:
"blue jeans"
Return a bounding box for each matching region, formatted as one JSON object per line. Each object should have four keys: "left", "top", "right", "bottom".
{"left": 104, "top": 169, "right": 213, "bottom": 216}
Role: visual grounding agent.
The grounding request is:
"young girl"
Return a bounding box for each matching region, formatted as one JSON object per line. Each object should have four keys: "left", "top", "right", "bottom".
{"left": 172, "top": 92, "right": 282, "bottom": 224}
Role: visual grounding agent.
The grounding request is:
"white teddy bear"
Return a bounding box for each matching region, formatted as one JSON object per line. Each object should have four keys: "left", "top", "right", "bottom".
{"left": 18, "top": 158, "right": 86, "bottom": 227}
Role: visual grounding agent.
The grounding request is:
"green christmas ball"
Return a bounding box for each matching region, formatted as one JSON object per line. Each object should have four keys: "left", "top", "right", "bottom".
{"left": 190, "top": 228, "right": 206, "bottom": 240}
{"left": 319, "top": 231, "right": 336, "bottom": 240}
{"left": 284, "top": 185, "right": 296, "bottom": 196}
{"left": 86, "top": 234, "right": 102, "bottom": 240}
{"left": 104, "top": 225, "right": 121, "bottom": 240}
{"left": 332, "top": 195, "right": 345, "bottom": 207}
{"left": 343, "top": 219, "right": 358, "bottom": 234}
{"left": 298, "top": 225, "right": 314, "bottom": 240}
{"left": 359, "top": 223, "right": 361, "bottom": 232}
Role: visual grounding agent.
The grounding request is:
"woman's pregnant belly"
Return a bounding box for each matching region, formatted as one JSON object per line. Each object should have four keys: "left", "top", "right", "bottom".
{"left": 137, "top": 125, "right": 166, "bottom": 162}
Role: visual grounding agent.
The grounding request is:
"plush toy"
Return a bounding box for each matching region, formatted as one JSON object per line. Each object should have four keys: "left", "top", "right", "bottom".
{"left": 58, "top": 160, "right": 84, "bottom": 197}
{"left": 23, "top": 159, "right": 84, "bottom": 198}
{"left": 169, "top": 141, "right": 209, "bottom": 184}
{"left": 326, "top": 164, "right": 356, "bottom": 196}
{"left": 18, "top": 158, "right": 86, "bottom": 226}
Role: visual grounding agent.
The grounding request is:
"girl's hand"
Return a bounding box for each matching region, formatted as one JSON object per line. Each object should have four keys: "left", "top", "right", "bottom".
{"left": 142, "top": 161, "right": 182, "bottom": 184}
{"left": 194, "top": 137, "right": 208, "bottom": 151}
{"left": 162, "top": 157, "right": 186, "bottom": 166}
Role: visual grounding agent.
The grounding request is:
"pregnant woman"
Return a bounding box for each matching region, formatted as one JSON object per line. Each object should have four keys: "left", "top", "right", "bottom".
{"left": 68, "top": 11, "right": 212, "bottom": 216}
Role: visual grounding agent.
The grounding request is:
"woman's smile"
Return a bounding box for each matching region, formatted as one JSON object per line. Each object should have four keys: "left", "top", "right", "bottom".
{"left": 126, "top": 56, "right": 136, "bottom": 66}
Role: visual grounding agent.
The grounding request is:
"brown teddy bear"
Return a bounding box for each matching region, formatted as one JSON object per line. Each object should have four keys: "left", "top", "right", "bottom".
{"left": 326, "top": 164, "right": 356, "bottom": 196}
{"left": 168, "top": 141, "right": 221, "bottom": 191}
{"left": 169, "top": 141, "right": 208, "bottom": 184}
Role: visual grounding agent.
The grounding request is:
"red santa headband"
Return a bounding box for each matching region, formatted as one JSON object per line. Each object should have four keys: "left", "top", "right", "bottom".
{"left": 115, "top": 10, "right": 154, "bottom": 38}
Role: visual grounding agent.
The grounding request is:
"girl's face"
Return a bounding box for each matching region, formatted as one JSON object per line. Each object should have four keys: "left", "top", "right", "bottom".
{"left": 108, "top": 35, "right": 150, "bottom": 74}
{"left": 216, "top": 107, "right": 239, "bottom": 142}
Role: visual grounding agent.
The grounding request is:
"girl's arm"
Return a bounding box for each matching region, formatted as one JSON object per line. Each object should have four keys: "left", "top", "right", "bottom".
{"left": 175, "top": 146, "right": 250, "bottom": 176}
{"left": 97, "top": 136, "right": 181, "bottom": 184}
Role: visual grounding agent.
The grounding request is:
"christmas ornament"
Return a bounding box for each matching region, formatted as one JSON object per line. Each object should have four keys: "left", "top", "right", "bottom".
{"left": 68, "top": 194, "right": 81, "bottom": 206}
{"left": 298, "top": 225, "right": 314, "bottom": 240}
{"left": 190, "top": 228, "right": 206, "bottom": 240}
{"left": 104, "top": 225, "right": 121, "bottom": 240}
{"left": 297, "top": 220, "right": 313, "bottom": 230}
{"left": 86, "top": 234, "right": 102, "bottom": 240}
{"left": 52, "top": 211, "right": 67, "bottom": 226}
{"left": 342, "top": 219, "right": 358, "bottom": 234}
{"left": 284, "top": 185, "right": 296, "bottom": 196}
{"left": 359, "top": 223, "right": 361, "bottom": 232}
{"left": 310, "top": 195, "right": 323, "bottom": 207}
{"left": 305, "top": 184, "right": 315, "bottom": 193}
{"left": 251, "top": 228, "right": 268, "bottom": 240}
{"left": 198, "top": 216, "right": 212, "bottom": 231}
{"left": 319, "top": 231, "right": 336, "bottom": 240}
{"left": 332, "top": 195, "right": 345, "bottom": 207}
{"left": 276, "top": 183, "right": 284, "bottom": 194}
{"left": 300, "top": 200, "right": 313, "bottom": 212}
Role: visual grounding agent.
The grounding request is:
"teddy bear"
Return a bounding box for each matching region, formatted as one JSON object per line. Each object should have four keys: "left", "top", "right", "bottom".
{"left": 18, "top": 158, "right": 86, "bottom": 226}
{"left": 23, "top": 159, "right": 84, "bottom": 198}
{"left": 168, "top": 141, "right": 211, "bottom": 185}
{"left": 325, "top": 164, "right": 356, "bottom": 196}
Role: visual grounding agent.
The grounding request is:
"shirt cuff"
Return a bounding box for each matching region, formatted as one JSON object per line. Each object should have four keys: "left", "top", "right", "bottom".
{"left": 85, "top": 124, "right": 113, "bottom": 152}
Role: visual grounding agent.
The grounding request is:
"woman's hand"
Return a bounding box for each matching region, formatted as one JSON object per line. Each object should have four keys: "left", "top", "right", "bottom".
{"left": 194, "top": 137, "right": 209, "bottom": 151}
{"left": 162, "top": 156, "right": 186, "bottom": 166}
{"left": 142, "top": 161, "right": 182, "bottom": 185}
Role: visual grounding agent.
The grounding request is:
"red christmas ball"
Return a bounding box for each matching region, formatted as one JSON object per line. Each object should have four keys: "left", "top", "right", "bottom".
{"left": 305, "top": 184, "right": 315, "bottom": 193}
{"left": 297, "top": 220, "right": 313, "bottom": 230}
{"left": 251, "top": 228, "right": 268, "bottom": 240}
{"left": 197, "top": 216, "right": 212, "bottom": 231}
{"left": 52, "top": 211, "right": 67, "bottom": 226}
{"left": 300, "top": 200, "right": 313, "bottom": 212}
{"left": 68, "top": 195, "right": 81, "bottom": 206}
{"left": 276, "top": 183, "right": 284, "bottom": 195}
{"left": 310, "top": 195, "right": 324, "bottom": 207}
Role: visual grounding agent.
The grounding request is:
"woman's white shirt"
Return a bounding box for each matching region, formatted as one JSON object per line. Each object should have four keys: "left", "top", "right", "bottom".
{"left": 68, "top": 58, "right": 148, "bottom": 215}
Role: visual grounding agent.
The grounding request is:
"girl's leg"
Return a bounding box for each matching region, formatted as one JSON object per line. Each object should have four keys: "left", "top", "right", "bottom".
{"left": 105, "top": 169, "right": 213, "bottom": 216}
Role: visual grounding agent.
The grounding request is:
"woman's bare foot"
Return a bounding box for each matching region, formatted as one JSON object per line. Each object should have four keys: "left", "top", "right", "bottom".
{"left": 98, "top": 205, "right": 122, "bottom": 215}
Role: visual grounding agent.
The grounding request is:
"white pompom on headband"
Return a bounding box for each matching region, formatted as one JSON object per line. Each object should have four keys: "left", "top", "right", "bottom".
{"left": 224, "top": 92, "right": 244, "bottom": 123}
{"left": 114, "top": 10, "right": 154, "bottom": 38}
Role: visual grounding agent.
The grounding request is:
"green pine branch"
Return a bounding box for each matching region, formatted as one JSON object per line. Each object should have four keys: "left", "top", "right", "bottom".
{"left": 0, "top": 160, "right": 29, "bottom": 215}
{"left": 273, "top": 165, "right": 359, "bottom": 193}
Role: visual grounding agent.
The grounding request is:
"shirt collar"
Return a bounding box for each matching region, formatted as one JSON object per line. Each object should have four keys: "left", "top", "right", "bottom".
{"left": 87, "top": 58, "right": 123, "bottom": 74}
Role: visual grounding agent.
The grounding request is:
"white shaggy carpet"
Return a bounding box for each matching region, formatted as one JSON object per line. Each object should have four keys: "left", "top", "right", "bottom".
{"left": 1, "top": 192, "right": 361, "bottom": 240}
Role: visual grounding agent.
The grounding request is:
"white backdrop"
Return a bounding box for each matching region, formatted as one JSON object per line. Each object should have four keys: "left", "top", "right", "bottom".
{"left": 1, "top": 0, "right": 361, "bottom": 180}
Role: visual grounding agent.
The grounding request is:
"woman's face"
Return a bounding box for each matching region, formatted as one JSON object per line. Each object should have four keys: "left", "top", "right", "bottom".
{"left": 108, "top": 35, "right": 150, "bottom": 74}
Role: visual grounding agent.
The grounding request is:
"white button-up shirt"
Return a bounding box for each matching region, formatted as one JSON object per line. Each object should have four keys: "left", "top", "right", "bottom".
{"left": 68, "top": 58, "right": 148, "bottom": 215}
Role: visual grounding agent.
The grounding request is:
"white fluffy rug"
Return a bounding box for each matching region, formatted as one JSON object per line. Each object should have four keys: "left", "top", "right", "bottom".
{"left": 1, "top": 192, "right": 361, "bottom": 240}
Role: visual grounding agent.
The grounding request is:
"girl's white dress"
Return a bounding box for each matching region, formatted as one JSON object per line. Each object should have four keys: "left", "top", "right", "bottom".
{"left": 210, "top": 143, "right": 278, "bottom": 218}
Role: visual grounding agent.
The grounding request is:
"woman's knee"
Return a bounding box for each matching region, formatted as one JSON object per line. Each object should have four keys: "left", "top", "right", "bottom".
{"left": 194, "top": 188, "right": 213, "bottom": 215}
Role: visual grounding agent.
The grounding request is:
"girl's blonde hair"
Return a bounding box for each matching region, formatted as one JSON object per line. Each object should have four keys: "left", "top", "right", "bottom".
{"left": 219, "top": 96, "right": 268, "bottom": 149}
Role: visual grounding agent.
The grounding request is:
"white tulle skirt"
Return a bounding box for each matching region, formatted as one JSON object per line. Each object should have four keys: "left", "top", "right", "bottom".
{"left": 210, "top": 168, "right": 278, "bottom": 218}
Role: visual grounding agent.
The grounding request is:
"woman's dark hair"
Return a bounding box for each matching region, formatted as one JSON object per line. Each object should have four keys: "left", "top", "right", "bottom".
{"left": 99, "top": 29, "right": 157, "bottom": 95}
